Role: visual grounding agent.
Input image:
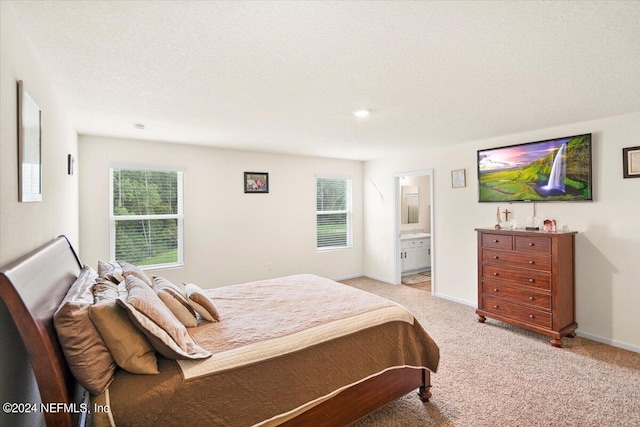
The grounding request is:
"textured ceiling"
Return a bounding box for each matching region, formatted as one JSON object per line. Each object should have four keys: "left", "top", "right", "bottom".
{"left": 7, "top": 1, "right": 640, "bottom": 160}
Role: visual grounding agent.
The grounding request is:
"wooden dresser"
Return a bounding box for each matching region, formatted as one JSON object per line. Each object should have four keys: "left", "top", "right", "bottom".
{"left": 475, "top": 228, "right": 578, "bottom": 347}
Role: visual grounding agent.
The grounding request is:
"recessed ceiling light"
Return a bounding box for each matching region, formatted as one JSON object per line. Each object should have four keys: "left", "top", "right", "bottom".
{"left": 353, "top": 109, "right": 372, "bottom": 119}
{"left": 133, "top": 123, "right": 145, "bottom": 130}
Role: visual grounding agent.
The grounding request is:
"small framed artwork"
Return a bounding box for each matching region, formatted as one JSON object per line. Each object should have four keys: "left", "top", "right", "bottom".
{"left": 17, "top": 80, "right": 42, "bottom": 202}
{"left": 67, "top": 154, "right": 75, "bottom": 175}
{"left": 244, "top": 172, "right": 269, "bottom": 193}
{"left": 622, "top": 146, "right": 640, "bottom": 178}
{"left": 451, "top": 169, "right": 466, "bottom": 188}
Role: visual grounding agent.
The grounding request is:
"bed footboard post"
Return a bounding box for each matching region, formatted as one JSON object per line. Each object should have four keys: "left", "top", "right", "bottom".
{"left": 418, "top": 368, "right": 432, "bottom": 402}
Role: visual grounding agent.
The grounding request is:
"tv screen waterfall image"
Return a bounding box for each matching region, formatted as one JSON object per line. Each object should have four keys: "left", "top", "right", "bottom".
{"left": 477, "top": 134, "right": 593, "bottom": 202}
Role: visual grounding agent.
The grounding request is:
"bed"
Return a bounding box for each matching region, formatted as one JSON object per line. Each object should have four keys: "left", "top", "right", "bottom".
{"left": 0, "top": 236, "right": 439, "bottom": 426}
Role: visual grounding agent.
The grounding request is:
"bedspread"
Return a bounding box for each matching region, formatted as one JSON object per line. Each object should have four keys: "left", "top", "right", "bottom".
{"left": 92, "top": 274, "right": 439, "bottom": 426}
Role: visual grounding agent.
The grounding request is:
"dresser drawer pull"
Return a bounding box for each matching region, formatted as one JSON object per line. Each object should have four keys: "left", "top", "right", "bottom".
{"left": 528, "top": 242, "right": 535, "bottom": 246}
{"left": 493, "top": 288, "right": 499, "bottom": 292}
{"left": 529, "top": 296, "right": 535, "bottom": 301}
{"left": 493, "top": 239, "right": 499, "bottom": 243}
{"left": 493, "top": 272, "right": 499, "bottom": 276}
{"left": 529, "top": 278, "right": 535, "bottom": 283}
{"left": 493, "top": 305, "right": 499, "bottom": 309}
{"left": 493, "top": 256, "right": 499, "bottom": 259}
{"left": 529, "top": 260, "right": 535, "bottom": 264}
{"left": 529, "top": 314, "right": 535, "bottom": 319}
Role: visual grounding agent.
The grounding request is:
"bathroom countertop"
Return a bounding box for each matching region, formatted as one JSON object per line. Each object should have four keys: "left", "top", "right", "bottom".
{"left": 400, "top": 232, "right": 431, "bottom": 240}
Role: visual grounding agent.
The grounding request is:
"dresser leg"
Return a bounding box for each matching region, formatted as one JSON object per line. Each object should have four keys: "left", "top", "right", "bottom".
{"left": 477, "top": 315, "right": 486, "bottom": 323}
{"left": 550, "top": 338, "right": 563, "bottom": 348}
{"left": 566, "top": 332, "right": 576, "bottom": 338}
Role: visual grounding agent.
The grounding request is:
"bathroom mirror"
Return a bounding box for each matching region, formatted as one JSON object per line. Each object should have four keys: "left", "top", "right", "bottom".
{"left": 401, "top": 185, "right": 419, "bottom": 224}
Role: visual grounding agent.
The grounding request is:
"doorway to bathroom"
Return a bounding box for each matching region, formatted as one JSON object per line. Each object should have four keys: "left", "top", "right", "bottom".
{"left": 394, "top": 169, "right": 434, "bottom": 295}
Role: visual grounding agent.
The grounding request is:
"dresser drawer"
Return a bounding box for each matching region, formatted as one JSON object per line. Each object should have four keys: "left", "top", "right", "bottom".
{"left": 515, "top": 236, "right": 551, "bottom": 254}
{"left": 482, "top": 296, "right": 552, "bottom": 329}
{"left": 482, "top": 282, "right": 551, "bottom": 310}
{"left": 482, "top": 265, "right": 551, "bottom": 291}
{"left": 481, "top": 233, "right": 513, "bottom": 250}
{"left": 482, "top": 249, "right": 551, "bottom": 272}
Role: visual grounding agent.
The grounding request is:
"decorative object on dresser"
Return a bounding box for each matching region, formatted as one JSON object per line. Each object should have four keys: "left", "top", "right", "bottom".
{"left": 494, "top": 206, "right": 502, "bottom": 229}
{"left": 543, "top": 219, "right": 557, "bottom": 232}
{"left": 475, "top": 228, "right": 577, "bottom": 347}
{"left": 524, "top": 201, "right": 541, "bottom": 231}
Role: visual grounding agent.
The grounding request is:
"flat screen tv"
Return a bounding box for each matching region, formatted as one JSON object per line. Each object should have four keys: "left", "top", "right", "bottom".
{"left": 477, "top": 133, "right": 593, "bottom": 202}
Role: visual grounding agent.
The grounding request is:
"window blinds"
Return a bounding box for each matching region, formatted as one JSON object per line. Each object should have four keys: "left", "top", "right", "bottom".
{"left": 110, "top": 168, "right": 184, "bottom": 268}
{"left": 316, "top": 176, "right": 352, "bottom": 249}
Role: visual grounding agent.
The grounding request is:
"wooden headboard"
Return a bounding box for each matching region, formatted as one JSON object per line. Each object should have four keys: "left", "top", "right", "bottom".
{"left": 0, "top": 236, "right": 87, "bottom": 427}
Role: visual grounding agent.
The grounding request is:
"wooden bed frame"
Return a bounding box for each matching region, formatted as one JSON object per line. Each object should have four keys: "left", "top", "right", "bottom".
{"left": 0, "top": 236, "right": 431, "bottom": 427}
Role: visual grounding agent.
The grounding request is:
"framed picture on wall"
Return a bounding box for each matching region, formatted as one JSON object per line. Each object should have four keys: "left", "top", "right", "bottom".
{"left": 17, "top": 80, "right": 42, "bottom": 202}
{"left": 451, "top": 169, "right": 466, "bottom": 188}
{"left": 623, "top": 146, "right": 640, "bottom": 178}
{"left": 244, "top": 172, "right": 269, "bottom": 193}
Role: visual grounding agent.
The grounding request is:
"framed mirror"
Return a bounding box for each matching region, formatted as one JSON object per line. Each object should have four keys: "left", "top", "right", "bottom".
{"left": 17, "top": 80, "right": 42, "bottom": 202}
{"left": 401, "top": 185, "right": 419, "bottom": 224}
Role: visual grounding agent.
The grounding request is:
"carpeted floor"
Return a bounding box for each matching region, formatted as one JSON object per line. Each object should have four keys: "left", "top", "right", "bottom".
{"left": 340, "top": 276, "right": 640, "bottom": 427}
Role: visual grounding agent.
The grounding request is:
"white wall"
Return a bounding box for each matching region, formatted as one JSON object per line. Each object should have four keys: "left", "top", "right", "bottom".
{"left": 0, "top": 4, "right": 79, "bottom": 264}
{"left": 79, "top": 135, "right": 363, "bottom": 287}
{"left": 364, "top": 112, "right": 640, "bottom": 352}
{"left": 0, "top": 3, "right": 78, "bottom": 426}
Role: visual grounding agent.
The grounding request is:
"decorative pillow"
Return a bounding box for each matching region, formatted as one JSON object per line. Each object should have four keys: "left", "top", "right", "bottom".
{"left": 118, "top": 260, "right": 153, "bottom": 287}
{"left": 93, "top": 277, "right": 120, "bottom": 302}
{"left": 153, "top": 276, "right": 197, "bottom": 327}
{"left": 90, "top": 280, "right": 159, "bottom": 375}
{"left": 117, "top": 276, "right": 211, "bottom": 360}
{"left": 184, "top": 283, "right": 220, "bottom": 322}
{"left": 97, "top": 260, "right": 124, "bottom": 284}
{"left": 53, "top": 266, "right": 116, "bottom": 394}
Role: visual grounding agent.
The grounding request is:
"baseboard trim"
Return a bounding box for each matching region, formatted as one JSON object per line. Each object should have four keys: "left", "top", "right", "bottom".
{"left": 362, "top": 273, "right": 395, "bottom": 285}
{"left": 332, "top": 273, "right": 366, "bottom": 282}
{"left": 434, "top": 292, "right": 475, "bottom": 307}
{"left": 575, "top": 330, "right": 640, "bottom": 354}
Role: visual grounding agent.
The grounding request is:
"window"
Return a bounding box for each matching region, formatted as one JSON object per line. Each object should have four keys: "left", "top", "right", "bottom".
{"left": 316, "top": 175, "right": 352, "bottom": 250}
{"left": 110, "top": 166, "right": 184, "bottom": 269}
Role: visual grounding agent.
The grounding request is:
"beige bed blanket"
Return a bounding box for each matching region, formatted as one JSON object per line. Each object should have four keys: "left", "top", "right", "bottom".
{"left": 92, "top": 274, "right": 439, "bottom": 426}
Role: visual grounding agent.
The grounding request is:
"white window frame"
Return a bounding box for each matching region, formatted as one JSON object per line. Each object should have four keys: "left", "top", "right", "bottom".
{"left": 316, "top": 174, "right": 353, "bottom": 251}
{"left": 109, "top": 164, "right": 184, "bottom": 270}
